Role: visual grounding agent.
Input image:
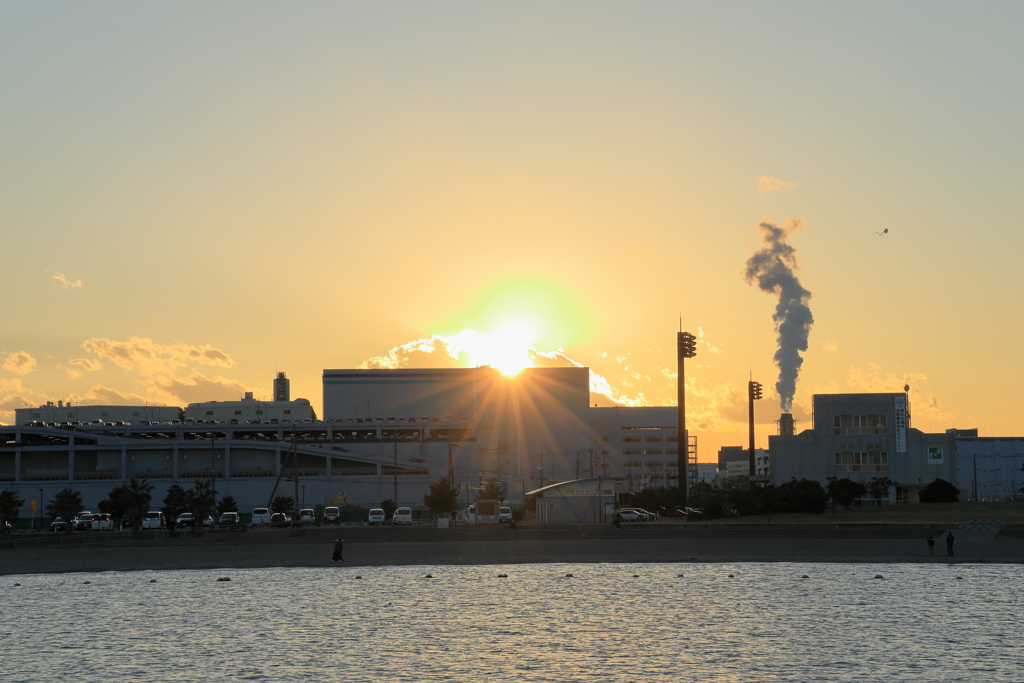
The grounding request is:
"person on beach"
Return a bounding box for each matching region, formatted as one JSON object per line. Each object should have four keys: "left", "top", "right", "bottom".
{"left": 332, "top": 538, "right": 344, "bottom": 562}
{"left": 945, "top": 532, "right": 955, "bottom": 557}
{"left": 927, "top": 536, "right": 935, "bottom": 556}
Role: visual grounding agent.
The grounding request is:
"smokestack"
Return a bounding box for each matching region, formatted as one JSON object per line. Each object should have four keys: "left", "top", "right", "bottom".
{"left": 779, "top": 413, "right": 795, "bottom": 436}
{"left": 744, "top": 218, "right": 814, "bottom": 413}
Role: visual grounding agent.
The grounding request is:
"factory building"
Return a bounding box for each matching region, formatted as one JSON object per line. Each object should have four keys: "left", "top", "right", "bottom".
{"left": 955, "top": 436, "right": 1024, "bottom": 501}
{"left": 184, "top": 393, "right": 316, "bottom": 423}
{"left": 16, "top": 401, "right": 182, "bottom": 426}
{"left": 767, "top": 393, "right": 960, "bottom": 503}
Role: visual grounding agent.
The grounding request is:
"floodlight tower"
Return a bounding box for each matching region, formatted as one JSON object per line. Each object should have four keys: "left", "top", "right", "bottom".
{"left": 748, "top": 380, "right": 763, "bottom": 482}
{"left": 677, "top": 330, "right": 697, "bottom": 506}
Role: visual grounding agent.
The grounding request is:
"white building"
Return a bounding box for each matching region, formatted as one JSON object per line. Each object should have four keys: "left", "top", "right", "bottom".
{"left": 16, "top": 401, "right": 181, "bottom": 425}
{"left": 185, "top": 393, "right": 315, "bottom": 423}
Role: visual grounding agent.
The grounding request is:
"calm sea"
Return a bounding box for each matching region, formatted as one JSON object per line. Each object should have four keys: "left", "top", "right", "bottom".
{"left": 2, "top": 562, "right": 1020, "bottom": 682}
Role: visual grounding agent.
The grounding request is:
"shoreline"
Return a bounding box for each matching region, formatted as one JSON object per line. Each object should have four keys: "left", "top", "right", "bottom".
{"left": 3, "top": 525, "right": 1022, "bottom": 576}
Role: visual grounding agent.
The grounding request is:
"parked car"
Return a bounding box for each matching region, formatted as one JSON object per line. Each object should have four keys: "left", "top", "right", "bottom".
{"left": 202, "top": 515, "right": 215, "bottom": 527}
{"left": 661, "top": 507, "right": 688, "bottom": 519}
{"left": 251, "top": 507, "right": 271, "bottom": 527}
{"left": 322, "top": 506, "right": 341, "bottom": 525}
{"left": 141, "top": 511, "right": 165, "bottom": 529}
{"left": 367, "top": 508, "right": 386, "bottom": 526}
{"left": 72, "top": 511, "right": 94, "bottom": 531}
{"left": 86, "top": 513, "right": 114, "bottom": 530}
{"left": 270, "top": 512, "right": 291, "bottom": 528}
{"left": 50, "top": 517, "right": 68, "bottom": 532}
{"left": 176, "top": 512, "right": 196, "bottom": 528}
{"left": 617, "top": 509, "right": 644, "bottom": 523}
{"left": 498, "top": 506, "right": 513, "bottom": 524}
{"left": 296, "top": 509, "right": 316, "bottom": 526}
{"left": 391, "top": 507, "right": 413, "bottom": 526}
{"left": 631, "top": 507, "right": 656, "bottom": 521}
{"left": 218, "top": 512, "right": 243, "bottom": 528}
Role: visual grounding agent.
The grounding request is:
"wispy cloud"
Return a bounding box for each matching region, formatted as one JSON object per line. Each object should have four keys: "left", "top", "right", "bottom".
{"left": 52, "top": 273, "right": 83, "bottom": 289}
{"left": 147, "top": 372, "right": 258, "bottom": 405}
{"left": 846, "top": 362, "right": 954, "bottom": 423}
{"left": 81, "top": 337, "right": 235, "bottom": 376}
{"left": 2, "top": 351, "right": 37, "bottom": 375}
{"left": 822, "top": 340, "right": 838, "bottom": 353}
{"left": 757, "top": 176, "right": 795, "bottom": 197}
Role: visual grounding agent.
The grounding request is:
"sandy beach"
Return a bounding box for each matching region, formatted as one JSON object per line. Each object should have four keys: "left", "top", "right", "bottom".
{"left": 3, "top": 523, "right": 1022, "bottom": 576}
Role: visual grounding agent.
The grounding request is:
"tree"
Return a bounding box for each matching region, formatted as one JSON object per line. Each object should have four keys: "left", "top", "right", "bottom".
{"left": 920, "top": 478, "right": 960, "bottom": 504}
{"left": 827, "top": 477, "right": 868, "bottom": 509}
{"left": 477, "top": 477, "right": 502, "bottom": 501}
{"left": 757, "top": 485, "right": 782, "bottom": 522}
{"left": 46, "top": 488, "right": 83, "bottom": 532}
{"left": 216, "top": 495, "right": 239, "bottom": 516}
{"left": 186, "top": 479, "right": 217, "bottom": 524}
{"left": 123, "top": 477, "right": 154, "bottom": 530}
{"left": 423, "top": 476, "right": 458, "bottom": 515}
{"left": 271, "top": 496, "right": 294, "bottom": 514}
{"left": 865, "top": 477, "right": 894, "bottom": 503}
{"left": 98, "top": 485, "right": 130, "bottom": 521}
{"left": 162, "top": 484, "right": 189, "bottom": 520}
{"left": 0, "top": 489, "right": 25, "bottom": 530}
{"left": 778, "top": 478, "right": 829, "bottom": 514}
{"left": 379, "top": 498, "right": 397, "bottom": 520}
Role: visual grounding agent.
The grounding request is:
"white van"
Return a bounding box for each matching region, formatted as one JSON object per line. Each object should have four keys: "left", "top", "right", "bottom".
{"left": 251, "top": 508, "right": 271, "bottom": 527}
{"left": 141, "top": 511, "right": 165, "bottom": 529}
{"left": 391, "top": 507, "right": 413, "bottom": 526}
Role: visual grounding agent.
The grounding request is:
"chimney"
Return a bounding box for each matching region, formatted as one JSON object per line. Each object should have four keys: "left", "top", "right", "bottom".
{"left": 779, "top": 413, "right": 795, "bottom": 436}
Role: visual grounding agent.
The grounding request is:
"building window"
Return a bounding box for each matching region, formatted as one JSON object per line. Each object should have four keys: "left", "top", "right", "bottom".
{"left": 623, "top": 436, "right": 642, "bottom": 443}
{"left": 206, "top": 411, "right": 214, "bottom": 416}
{"left": 835, "top": 451, "right": 888, "bottom": 472}
{"left": 600, "top": 449, "right": 609, "bottom": 455}
{"left": 623, "top": 449, "right": 642, "bottom": 456}
{"left": 234, "top": 410, "right": 242, "bottom": 415}
{"left": 284, "top": 410, "right": 291, "bottom": 415}
{"left": 644, "top": 449, "right": 663, "bottom": 456}
{"left": 644, "top": 436, "right": 663, "bottom": 442}
{"left": 623, "top": 460, "right": 642, "bottom": 467}
{"left": 834, "top": 414, "right": 888, "bottom": 435}
{"left": 132, "top": 411, "right": 140, "bottom": 417}
{"left": 666, "top": 436, "right": 678, "bottom": 442}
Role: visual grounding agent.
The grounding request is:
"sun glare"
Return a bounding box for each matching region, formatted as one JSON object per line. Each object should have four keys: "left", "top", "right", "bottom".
{"left": 447, "top": 327, "right": 537, "bottom": 376}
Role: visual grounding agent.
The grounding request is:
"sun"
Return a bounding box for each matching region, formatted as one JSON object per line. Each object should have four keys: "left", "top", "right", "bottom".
{"left": 446, "top": 325, "right": 537, "bottom": 376}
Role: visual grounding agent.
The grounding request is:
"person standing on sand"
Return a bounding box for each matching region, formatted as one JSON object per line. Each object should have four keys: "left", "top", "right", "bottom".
{"left": 332, "top": 538, "right": 344, "bottom": 562}
{"left": 945, "top": 532, "right": 955, "bottom": 557}
{"left": 927, "top": 536, "right": 935, "bottom": 556}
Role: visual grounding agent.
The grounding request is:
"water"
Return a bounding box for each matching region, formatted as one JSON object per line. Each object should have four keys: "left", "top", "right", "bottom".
{"left": 3, "top": 562, "right": 1021, "bottom": 682}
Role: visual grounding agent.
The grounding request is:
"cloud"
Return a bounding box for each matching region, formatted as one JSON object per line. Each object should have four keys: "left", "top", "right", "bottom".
{"left": 0, "top": 377, "right": 44, "bottom": 424}
{"left": 846, "top": 362, "right": 955, "bottom": 423}
{"left": 147, "top": 372, "right": 259, "bottom": 405}
{"left": 822, "top": 340, "right": 838, "bottom": 353}
{"left": 757, "top": 176, "right": 795, "bottom": 197}
{"left": 69, "top": 384, "right": 154, "bottom": 406}
{"left": 80, "top": 337, "right": 235, "bottom": 376}
{"left": 2, "top": 351, "right": 37, "bottom": 375}
{"left": 52, "top": 273, "right": 83, "bottom": 289}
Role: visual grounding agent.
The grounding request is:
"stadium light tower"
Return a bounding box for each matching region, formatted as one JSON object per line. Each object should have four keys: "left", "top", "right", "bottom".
{"left": 677, "top": 329, "right": 697, "bottom": 507}
{"left": 748, "top": 380, "right": 763, "bottom": 482}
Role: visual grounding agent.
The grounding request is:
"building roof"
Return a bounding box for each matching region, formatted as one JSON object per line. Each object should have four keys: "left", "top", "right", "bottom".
{"left": 525, "top": 476, "right": 629, "bottom": 497}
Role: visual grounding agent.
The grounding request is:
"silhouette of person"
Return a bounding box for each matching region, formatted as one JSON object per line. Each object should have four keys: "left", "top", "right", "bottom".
{"left": 945, "top": 532, "right": 955, "bottom": 557}
{"left": 613, "top": 511, "right": 622, "bottom": 529}
{"left": 332, "top": 538, "right": 344, "bottom": 562}
{"left": 927, "top": 536, "right": 935, "bottom": 556}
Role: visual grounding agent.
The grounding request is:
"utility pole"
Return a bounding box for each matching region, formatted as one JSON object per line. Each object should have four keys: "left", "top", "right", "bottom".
{"left": 748, "top": 379, "right": 763, "bottom": 484}
{"left": 677, "top": 329, "right": 697, "bottom": 507}
{"left": 447, "top": 432, "right": 454, "bottom": 486}
{"left": 393, "top": 441, "right": 398, "bottom": 503}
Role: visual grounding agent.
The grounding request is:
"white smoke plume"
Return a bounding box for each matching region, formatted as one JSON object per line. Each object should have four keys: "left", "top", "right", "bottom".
{"left": 744, "top": 218, "right": 814, "bottom": 412}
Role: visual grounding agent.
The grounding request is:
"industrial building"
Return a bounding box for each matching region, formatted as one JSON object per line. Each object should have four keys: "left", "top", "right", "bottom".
{"left": 767, "top": 393, "right": 960, "bottom": 503}
{"left": 955, "top": 436, "right": 1024, "bottom": 501}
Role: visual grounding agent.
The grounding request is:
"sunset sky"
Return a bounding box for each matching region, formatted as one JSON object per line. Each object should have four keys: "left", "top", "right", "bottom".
{"left": 3, "top": 2, "right": 1022, "bottom": 460}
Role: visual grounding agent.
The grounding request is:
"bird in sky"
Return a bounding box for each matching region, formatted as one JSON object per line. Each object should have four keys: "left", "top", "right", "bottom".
{"left": 877, "top": 228, "right": 888, "bottom": 236}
